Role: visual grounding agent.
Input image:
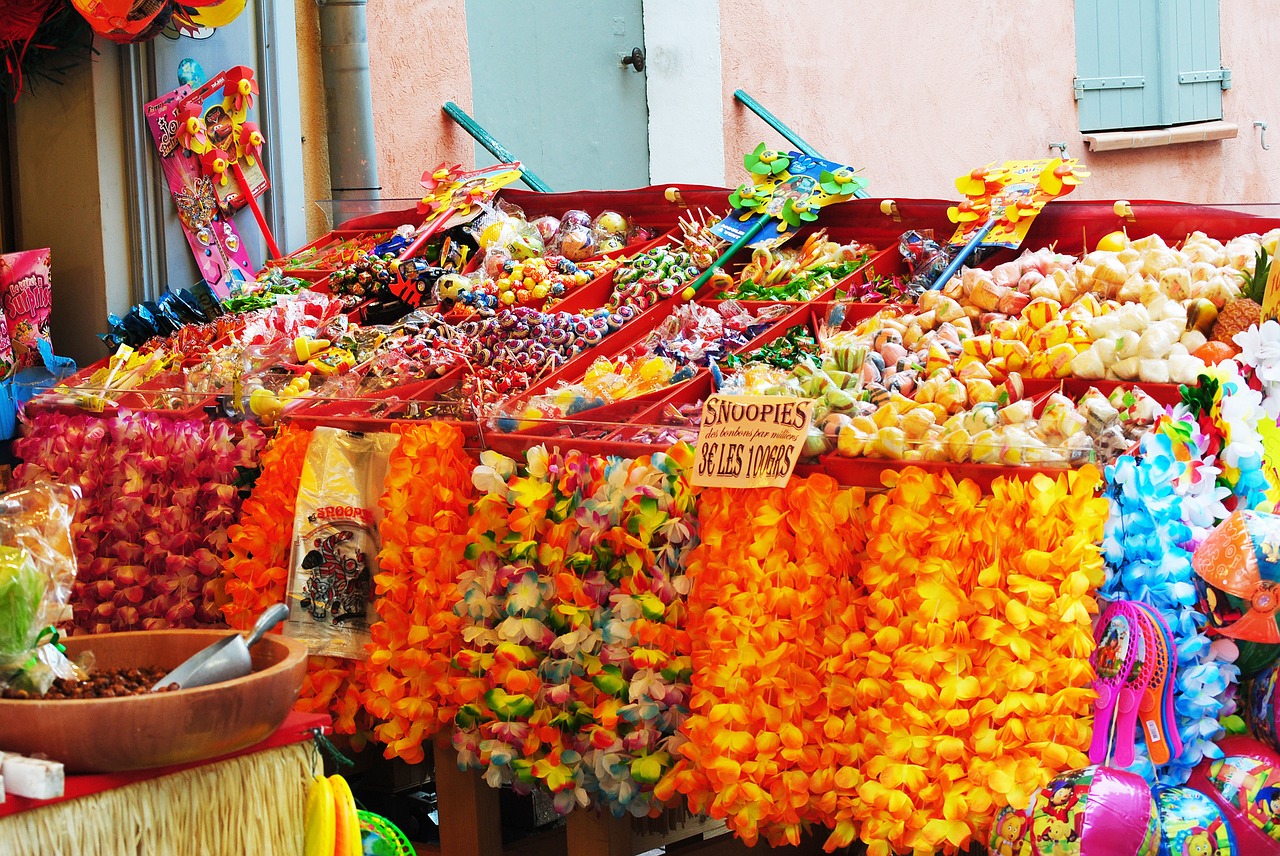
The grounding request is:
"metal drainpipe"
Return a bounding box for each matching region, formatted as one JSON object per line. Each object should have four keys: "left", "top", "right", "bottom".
{"left": 316, "top": 0, "right": 381, "bottom": 200}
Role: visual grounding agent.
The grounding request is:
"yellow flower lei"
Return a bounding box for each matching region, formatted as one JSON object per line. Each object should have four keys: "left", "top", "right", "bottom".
{"left": 661, "top": 466, "right": 1107, "bottom": 855}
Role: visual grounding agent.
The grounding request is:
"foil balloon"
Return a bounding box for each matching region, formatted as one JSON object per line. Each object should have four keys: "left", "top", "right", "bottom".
{"left": 989, "top": 766, "right": 1159, "bottom": 856}
{"left": 170, "top": 0, "right": 245, "bottom": 30}
{"left": 71, "top": 0, "right": 170, "bottom": 44}
{"left": 1187, "top": 736, "right": 1280, "bottom": 854}
{"left": 1153, "top": 784, "right": 1237, "bottom": 856}
{"left": 1236, "top": 640, "right": 1280, "bottom": 681}
{"left": 1193, "top": 510, "right": 1280, "bottom": 644}
{"left": 1247, "top": 662, "right": 1280, "bottom": 752}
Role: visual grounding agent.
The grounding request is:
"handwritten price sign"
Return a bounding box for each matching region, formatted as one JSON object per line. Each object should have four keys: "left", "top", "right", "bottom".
{"left": 692, "top": 394, "right": 814, "bottom": 488}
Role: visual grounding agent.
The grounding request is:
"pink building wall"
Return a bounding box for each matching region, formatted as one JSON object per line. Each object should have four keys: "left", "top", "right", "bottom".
{"left": 367, "top": 0, "right": 475, "bottom": 199}
{"left": 364, "top": 1, "right": 1280, "bottom": 204}
{"left": 719, "top": 0, "right": 1280, "bottom": 204}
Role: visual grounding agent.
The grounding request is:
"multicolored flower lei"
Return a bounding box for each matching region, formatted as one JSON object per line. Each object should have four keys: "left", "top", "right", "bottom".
{"left": 363, "top": 423, "right": 476, "bottom": 764}
{"left": 13, "top": 409, "right": 264, "bottom": 633}
{"left": 450, "top": 444, "right": 699, "bottom": 817}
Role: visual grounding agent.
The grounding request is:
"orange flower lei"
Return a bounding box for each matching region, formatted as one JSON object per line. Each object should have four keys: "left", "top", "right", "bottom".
{"left": 844, "top": 466, "right": 1106, "bottom": 855}
{"left": 220, "top": 423, "right": 375, "bottom": 743}
{"left": 656, "top": 473, "right": 869, "bottom": 847}
{"left": 660, "top": 466, "right": 1107, "bottom": 856}
{"left": 222, "top": 424, "right": 311, "bottom": 628}
{"left": 362, "top": 422, "right": 476, "bottom": 764}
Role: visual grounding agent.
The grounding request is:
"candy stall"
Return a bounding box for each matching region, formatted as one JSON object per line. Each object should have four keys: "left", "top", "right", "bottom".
{"left": 9, "top": 141, "right": 1280, "bottom": 856}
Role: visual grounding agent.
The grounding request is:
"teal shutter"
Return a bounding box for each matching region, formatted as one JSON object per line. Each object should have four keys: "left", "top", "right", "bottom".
{"left": 1161, "top": 0, "right": 1227, "bottom": 125}
{"left": 1074, "top": 0, "right": 1163, "bottom": 132}
{"left": 1075, "top": 0, "right": 1227, "bottom": 131}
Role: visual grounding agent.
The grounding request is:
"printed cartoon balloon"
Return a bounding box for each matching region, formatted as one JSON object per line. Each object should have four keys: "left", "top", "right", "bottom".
{"left": 1187, "top": 736, "right": 1280, "bottom": 855}
{"left": 990, "top": 766, "right": 1159, "bottom": 856}
{"left": 990, "top": 804, "right": 1033, "bottom": 856}
{"left": 1247, "top": 662, "right": 1280, "bottom": 751}
{"left": 1153, "top": 784, "right": 1236, "bottom": 856}
{"left": 1193, "top": 511, "right": 1280, "bottom": 645}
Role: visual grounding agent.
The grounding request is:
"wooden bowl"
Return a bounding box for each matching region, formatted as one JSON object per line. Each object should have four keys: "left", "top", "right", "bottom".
{"left": 0, "top": 629, "right": 309, "bottom": 773}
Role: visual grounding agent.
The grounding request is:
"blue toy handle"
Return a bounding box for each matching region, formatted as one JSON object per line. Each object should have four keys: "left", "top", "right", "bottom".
{"left": 929, "top": 218, "right": 998, "bottom": 292}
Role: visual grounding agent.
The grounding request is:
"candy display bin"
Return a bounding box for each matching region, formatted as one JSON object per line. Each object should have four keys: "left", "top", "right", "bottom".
{"left": 266, "top": 229, "right": 396, "bottom": 274}
{"left": 284, "top": 372, "right": 464, "bottom": 433}
{"left": 690, "top": 233, "right": 885, "bottom": 304}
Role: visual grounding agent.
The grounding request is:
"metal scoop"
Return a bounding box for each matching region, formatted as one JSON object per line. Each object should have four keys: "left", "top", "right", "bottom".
{"left": 151, "top": 603, "right": 290, "bottom": 691}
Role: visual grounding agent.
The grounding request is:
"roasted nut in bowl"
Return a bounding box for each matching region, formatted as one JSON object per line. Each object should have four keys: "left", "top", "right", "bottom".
{"left": 0, "top": 629, "right": 308, "bottom": 773}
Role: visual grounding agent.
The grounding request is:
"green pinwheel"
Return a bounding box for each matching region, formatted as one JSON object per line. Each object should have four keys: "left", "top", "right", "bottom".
{"left": 780, "top": 196, "right": 820, "bottom": 230}
{"left": 819, "top": 167, "right": 867, "bottom": 198}
{"left": 744, "top": 142, "right": 790, "bottom": 175}
{"left": 728, "top": 181, "right": 771, "bottom": 213}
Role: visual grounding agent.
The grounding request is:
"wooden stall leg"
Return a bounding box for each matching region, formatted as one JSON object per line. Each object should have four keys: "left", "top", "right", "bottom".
{"left": 433, "top": 736, "right": 503, "bottom": 856}
{"left": 566, "top": 809, "right": 631, "bottom": 856}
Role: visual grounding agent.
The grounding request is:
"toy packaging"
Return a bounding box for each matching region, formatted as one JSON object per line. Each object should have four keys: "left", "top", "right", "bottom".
{"left": 0, "top": 249, "right": 51, "bottom": 373}
{"left": 284, "top": 428, "right": 400, "bottom": 658}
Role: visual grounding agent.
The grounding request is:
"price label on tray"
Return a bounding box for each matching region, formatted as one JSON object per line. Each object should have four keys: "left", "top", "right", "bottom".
{"left": 692, "top": 394, "right": 813, "bottom": 488}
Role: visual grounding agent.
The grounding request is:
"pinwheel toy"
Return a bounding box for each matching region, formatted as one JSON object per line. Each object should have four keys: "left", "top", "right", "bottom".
{"left": 237, "top": 122, "right": 263, "bottom": 168}
{"left": 931, "top": 157, "right": 1089, "bottom": 292}
{"left": 386, "top": 162, "right": 523, "bottom": 307}
{"left": 176, "top": 107, "right": 211, "bottom": 155}
{"left": 222, "top": 66, "right": 257, "bottom": 119}
{"left": 694, "top": 144, "right": 866, "bottom": 296}
{"left": 200, "top": 147, "right": 232, "bottom": 187}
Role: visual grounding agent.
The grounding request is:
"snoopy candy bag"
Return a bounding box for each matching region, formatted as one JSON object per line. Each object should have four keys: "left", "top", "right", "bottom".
{"left": 284, "top": 427, "right": 399, "bottom": 658}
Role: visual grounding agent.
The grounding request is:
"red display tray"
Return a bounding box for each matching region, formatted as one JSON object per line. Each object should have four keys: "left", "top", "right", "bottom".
{"left": 1060, "top": 378, "right": 1185, "bottom": 407}
{"left": 497, "top": 381, "right": 694, "bottom": 442}
{"left": 267, "top": 229, "right": 395, "bottom": 273}
{"left": 478, "top": 432, "right": 669, "bottom": 462}
{"left": 284, "top": 373, "right": 462, "bottom": 432}
{"left": 435, "top": 229, "right": 676, "bottom": 325}
{"left": 819, "top": 454, "right": 1084, "bottom": 492}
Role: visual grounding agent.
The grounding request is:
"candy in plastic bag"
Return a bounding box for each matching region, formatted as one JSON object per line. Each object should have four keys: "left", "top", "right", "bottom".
{"left": 284, "top": 428, "right": 400, "bottom": 658}
{"left": 0, "top": 482, "right": 81, "bottom": 693}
